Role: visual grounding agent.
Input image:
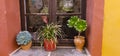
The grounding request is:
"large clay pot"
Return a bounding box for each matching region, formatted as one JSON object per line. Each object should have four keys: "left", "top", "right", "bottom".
{"left": 44, "top": 39, "right": 56, "bottom": 51}
{"left": 21, "top": 41, "right": 32, "bottom": 50}
{"left": 74, "top": 36, "right": 85, "bottom": 51}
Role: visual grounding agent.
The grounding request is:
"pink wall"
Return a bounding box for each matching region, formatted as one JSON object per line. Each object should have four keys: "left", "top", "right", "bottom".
{"left": 86, "top": 0, "right": 104, "bottom": 56}
{"left": 0, "top": 0, "right": 21, "bottom": 56}
{"left": 0, "top": 0, "right": 104, "bottom": 56}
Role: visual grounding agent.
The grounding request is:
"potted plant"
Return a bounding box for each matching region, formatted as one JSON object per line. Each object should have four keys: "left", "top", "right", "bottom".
{"left": 16, "top": 31, "right": 32, "bottom": 50}
{"left": 67, "top": 16, "right": 87, "bottom": 51}
{"left": 37, "top": 23, "right": 63, "bottom": 51}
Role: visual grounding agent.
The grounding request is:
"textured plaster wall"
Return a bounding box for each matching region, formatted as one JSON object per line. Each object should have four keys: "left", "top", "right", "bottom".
{"left": 0, "top": 0, "right": 20, "bottom": 56}
{"left": 0, "top": 0, "right": 9, "bottom": 56}
{"left": 86, "top": 0, "right": 104, "bottom": 56}
{"left": 102, "top": 0, "right": 120, "bottom": 56}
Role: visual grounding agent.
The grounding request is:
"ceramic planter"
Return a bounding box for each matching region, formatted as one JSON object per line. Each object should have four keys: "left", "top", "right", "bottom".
{"left": 44, "top": 39, "right": 56, "bottom": 51}
{"left": 21, "top": 41, "right": 32, "bottom": 50}
{"left": 74, "top": 36, "right": 85, "bottom": 52}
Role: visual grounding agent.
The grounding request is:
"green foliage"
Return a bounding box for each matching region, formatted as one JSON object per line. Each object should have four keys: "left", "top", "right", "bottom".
{"left": 37, "top": 23, "right": 63, "bottom": 41}
{"left": 41, "top": 6, "right": 48, "bottom": 13}
{"left": 16, "top": 31, "right": 32, "bottom": 45}
{"left": 67, "top": 16, "right": 87, "bottom": 33}
{"left": 67, "top": 16, "right": 79, "bottom": 28}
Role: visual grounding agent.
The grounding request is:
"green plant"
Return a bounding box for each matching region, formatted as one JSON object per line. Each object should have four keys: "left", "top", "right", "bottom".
{"left": 41, "top": 6, "right": 48, "bottom": 13}
{"left": 37, "top": 23, "right": 63, "bottom": 42}
{"left": 16, "top": 31, "right": 32, "bottom": 45}
{"left": 67, "top": 16, "right": 87, "bottom": 36}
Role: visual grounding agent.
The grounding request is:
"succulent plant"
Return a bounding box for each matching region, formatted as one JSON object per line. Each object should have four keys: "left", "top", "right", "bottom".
{"left": 67, "top": 16, "right": 87, "bottom": 36}
{"left": 16, "top": 31, "right": 32, "bottom": 45}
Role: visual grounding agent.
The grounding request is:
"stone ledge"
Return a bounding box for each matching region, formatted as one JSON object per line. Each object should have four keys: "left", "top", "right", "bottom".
{"left": 9, "top": 46, "right": 91, "bottom": 56}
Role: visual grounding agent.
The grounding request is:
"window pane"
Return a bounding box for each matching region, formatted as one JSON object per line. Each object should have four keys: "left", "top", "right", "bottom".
{"left": 27, "top": 0, "right": 49, "bottom": 13}
{"left": 56, "top": 16, "right": 78, "bottom": 39}
{"left": 27, "top": 15, "right": 48, "bottom": 32}
{"left": 57, "top": 0, "right": 81, "bottom": 13}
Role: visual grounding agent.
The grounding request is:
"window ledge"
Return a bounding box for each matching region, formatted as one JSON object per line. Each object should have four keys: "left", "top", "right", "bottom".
{"left": 9, "top": 46, "right": 91, "bottom": 56}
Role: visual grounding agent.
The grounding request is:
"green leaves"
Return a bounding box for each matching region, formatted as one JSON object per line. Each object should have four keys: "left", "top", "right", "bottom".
{"left": 74, "top": 20, "right": 87, "bottom": 32}
{"left": 16, "top": 31, "right": 32, "bottom": 45}
{"left": 37, "top": 23, "right": 63, "bottom": 40}
{"left": 67, "top": 16, "right": 79, "bottom": 28}
{"left": 67, "top": 16, "right": 87, "bottom": 32}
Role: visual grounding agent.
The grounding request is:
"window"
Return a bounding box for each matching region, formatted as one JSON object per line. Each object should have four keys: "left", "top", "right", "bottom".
{"left": 20, "top": 0, "right": 86, "bottom": 46}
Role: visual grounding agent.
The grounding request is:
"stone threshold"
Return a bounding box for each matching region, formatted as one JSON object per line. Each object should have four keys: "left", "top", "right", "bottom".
{"left": 9, "top": 46, "right": 91, "bottom": 56}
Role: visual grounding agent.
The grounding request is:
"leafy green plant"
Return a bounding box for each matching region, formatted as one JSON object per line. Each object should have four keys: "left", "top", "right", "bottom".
{"left": 67, "top": 16, "right": 87, "bottom": 36}
{"left": 41, "top": 6, "right": 48, "bottom": 13}
{"left": 16, "top": 31, "right": 32, "bottom": 45}
{"left": 37, "top": 23, "right": 63, "bottom": 42}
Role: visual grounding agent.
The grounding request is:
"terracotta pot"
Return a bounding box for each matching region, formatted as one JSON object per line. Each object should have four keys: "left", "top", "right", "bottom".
{"left": 21, "top": 41, "right": 32, "bottom": 50}
{"left": 74, "top": 36, "right": 85, "bottom": 52}
{"left": 44, "top": 39, "right": 56, "bottom": 51}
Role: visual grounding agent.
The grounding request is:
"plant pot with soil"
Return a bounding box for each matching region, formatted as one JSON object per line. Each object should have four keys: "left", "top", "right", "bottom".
{"left": 16, "top": 31, "right": 32, "bottom": 50}
{"left": 67, "top": 16, "right": 87, "bottom": 52}
{"left": 37, "top": 23, "right": 63, "bottom": 51}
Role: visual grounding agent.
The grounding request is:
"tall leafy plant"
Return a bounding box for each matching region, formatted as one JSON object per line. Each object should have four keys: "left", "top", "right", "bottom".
{"left": 67, "top": 16, "right": 87, "bottom": 36}
{"left": 37, "top": 23, "right": 63, "bottom": 42}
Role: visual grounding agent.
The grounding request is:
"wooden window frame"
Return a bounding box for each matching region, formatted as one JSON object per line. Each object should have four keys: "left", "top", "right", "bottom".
{"left": 19, "top": 0, "right": 86, "bottom": 46}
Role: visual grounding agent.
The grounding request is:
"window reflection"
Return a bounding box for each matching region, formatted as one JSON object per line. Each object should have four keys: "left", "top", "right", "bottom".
{"left": 57, "top": 0, "right": 81, "bottom": 13}
{"left": 27, "top": 0, "right": 49, "bottom": 32}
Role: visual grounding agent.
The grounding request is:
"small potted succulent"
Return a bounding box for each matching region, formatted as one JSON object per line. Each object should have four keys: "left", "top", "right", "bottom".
{"left": 16, "top": 31, "right": 32, "bottom": 50}
{"left": 67, "top": 16, "right": 87, "bottom": 51}
{"left": 37, "top": 23, "right": 63, "bottom": 51}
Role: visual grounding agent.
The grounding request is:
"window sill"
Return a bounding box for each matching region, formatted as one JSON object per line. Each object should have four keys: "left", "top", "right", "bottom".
{"left": 9, "top": 46, "right": 91, "bottom": 56}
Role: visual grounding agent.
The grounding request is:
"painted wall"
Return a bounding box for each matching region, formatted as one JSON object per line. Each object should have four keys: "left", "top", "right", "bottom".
{"left": 86, "top": 0, "right": 104, "bottom": 56}
{"left": 102, "top": 0, "right": 120, "bottom": 56}
{"left": 0, "top": 0, "right": 20, "bottom": 56}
